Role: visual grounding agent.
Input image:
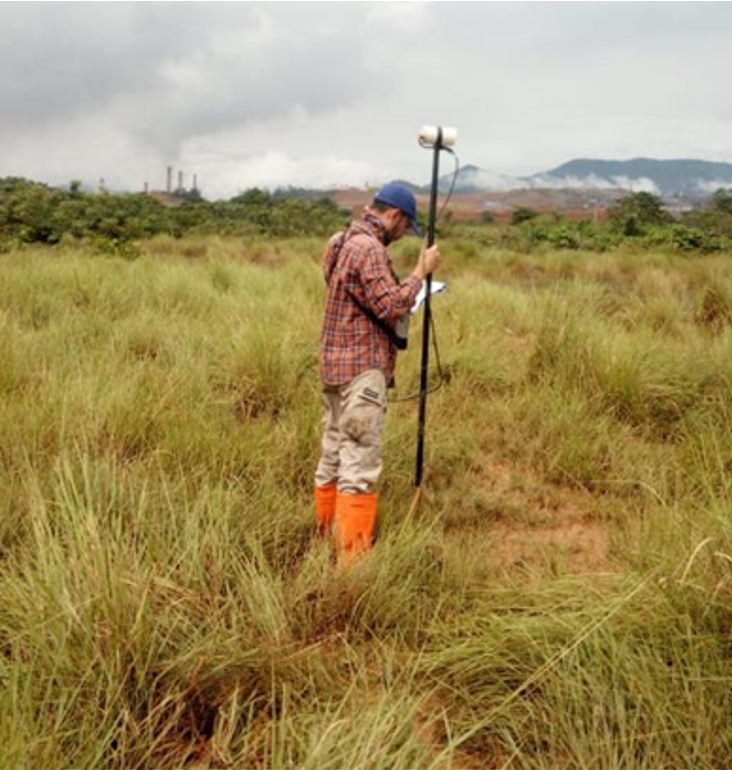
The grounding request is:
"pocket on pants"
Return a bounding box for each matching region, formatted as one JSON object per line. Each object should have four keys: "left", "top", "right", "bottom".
{"left": 342, "top": 377, "right": 386, "bottom": 445}
{"left": 358, "top": 385, "right": 386, "bottom": 410}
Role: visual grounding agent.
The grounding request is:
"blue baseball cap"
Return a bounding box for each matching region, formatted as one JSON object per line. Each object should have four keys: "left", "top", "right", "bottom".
{"left": 374, "top": 183, "right": 422, "bottom": 236}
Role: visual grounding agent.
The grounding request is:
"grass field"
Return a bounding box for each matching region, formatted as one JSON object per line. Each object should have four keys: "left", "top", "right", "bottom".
{"left": 3, "top": 234, "right": 732, "bottom": 768}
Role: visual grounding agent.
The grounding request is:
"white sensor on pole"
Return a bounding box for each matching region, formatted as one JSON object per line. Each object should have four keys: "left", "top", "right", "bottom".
{"left": 419, "top": 125, "right": 458, "bottom": 148}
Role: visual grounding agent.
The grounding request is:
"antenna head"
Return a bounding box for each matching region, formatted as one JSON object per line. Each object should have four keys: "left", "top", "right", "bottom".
{"left": 419, "top": 126, "right": 458, "bottom": 148}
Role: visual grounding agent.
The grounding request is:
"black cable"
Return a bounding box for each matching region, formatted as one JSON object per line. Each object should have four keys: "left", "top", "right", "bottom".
{"left": 438, "top": 146, "right": 460, "bottom": 221}
{"left": 417, "top": 141, "right": 461, "bottom": 222}
{"left": 389, "top": 315, "right": 444, "bottom": 404}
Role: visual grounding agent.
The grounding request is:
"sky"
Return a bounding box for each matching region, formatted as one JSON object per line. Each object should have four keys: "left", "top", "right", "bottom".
{"left": 1, "top": 1, "right": 732, "bottom": 199}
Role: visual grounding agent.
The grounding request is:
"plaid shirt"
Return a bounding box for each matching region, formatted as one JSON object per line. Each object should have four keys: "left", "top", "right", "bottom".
{"left": 319, "top": 210, "right": 422, "bottom": 387}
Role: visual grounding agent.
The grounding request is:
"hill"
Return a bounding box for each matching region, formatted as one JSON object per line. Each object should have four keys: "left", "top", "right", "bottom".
{"left": 438, "top": 158, "right": 732, "bottom": 197}
{"left": 535, "top": 158, "right": 732, "bottom": 196}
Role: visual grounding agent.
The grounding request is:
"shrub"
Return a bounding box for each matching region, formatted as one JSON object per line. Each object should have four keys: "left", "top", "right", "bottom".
{"left": 669, "top": 225, "right": 720, "bottom": 252}
{"left": 710, "top": 188, "right": 732, "bottom": 214}
{"left": 640, "top": 225, "right": 724, "bottom": 254}
{"left": 610, "top": 192, "right": 672, "bottom": 231}
{"left": 511, "top": 206, "right": 539, "bottom": 225}
{"left": 547, "top": 223, "right": 581, "bottom": 250}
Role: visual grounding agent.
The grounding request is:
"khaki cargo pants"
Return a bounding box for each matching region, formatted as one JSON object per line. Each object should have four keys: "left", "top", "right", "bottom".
{"left": 315, "top": 369, "right": 387, "bottom": 495}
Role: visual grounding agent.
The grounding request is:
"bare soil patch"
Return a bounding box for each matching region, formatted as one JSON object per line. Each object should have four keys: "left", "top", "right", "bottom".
{"left": 446, "top": 454, "right": 618, "bottom": 579}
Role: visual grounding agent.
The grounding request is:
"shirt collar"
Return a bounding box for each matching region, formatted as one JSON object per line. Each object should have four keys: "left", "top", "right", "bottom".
{"left": 352, "top": 208, "right": 388, "bottom": 245}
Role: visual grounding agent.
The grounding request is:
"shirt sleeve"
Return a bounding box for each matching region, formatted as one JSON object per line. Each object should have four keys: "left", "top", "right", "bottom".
{"left": 353, "top": 241, "right": 422, "bottom": 323}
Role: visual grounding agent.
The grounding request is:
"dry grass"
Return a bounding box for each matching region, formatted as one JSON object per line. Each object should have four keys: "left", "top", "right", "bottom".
{"left": 2, "top": 239, "right": 732, "bottom": 767}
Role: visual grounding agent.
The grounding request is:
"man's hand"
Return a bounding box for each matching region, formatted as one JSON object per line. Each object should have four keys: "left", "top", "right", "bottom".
{"left": 412, "top": 243, "right": 441, "bottom": 281}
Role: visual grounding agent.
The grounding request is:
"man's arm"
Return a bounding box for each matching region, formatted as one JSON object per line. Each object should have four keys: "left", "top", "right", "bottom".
{"left": 355, "top": 243, "right": 422, "bottom": 324}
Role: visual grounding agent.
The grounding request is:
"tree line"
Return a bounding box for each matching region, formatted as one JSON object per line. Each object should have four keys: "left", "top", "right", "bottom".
{"left": 485, "top": 190, "right": 732, "bottom": 253}
{"left": 3, "top": 176, "right": 732, "bottom": 256}
{"left": 0, "top": 178, "right": 351, "bottom": 254}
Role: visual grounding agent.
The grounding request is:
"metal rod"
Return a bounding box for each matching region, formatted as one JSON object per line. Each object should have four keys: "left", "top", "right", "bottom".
{"left": 415, "top": 128, "right": 442, "bottom": 488}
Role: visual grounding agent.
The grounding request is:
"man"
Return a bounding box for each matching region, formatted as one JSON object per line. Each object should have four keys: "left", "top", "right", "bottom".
{"left": 314, "top": 183, "right": 441, "bottom": 564}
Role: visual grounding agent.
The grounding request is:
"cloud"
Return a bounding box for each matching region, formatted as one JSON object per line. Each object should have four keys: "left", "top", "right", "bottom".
{"left": 0, "top": 4, "right": 195, "bottom": 125}
{"left": 608, "top": 176, "right": 659, "bottom": 194}
{"left": 2, "top": 3, "right": 732, "bottom": 196}
{"left": 694, "top": 179, "right": 732, "bottom": 194}
{"left": 531, "top": 174, "right": 659, "bottom": 194}
{"left": 460, "top": 168, "right": 528, "bottom": 192}
{"left": 182, "top": 149, "right": 374, "bottom": 197}
{"left": 0, "top": 111, "right": 162, "bottom": 191}
{"left": 0, "top": 4, "right": 375, "bottom": 158}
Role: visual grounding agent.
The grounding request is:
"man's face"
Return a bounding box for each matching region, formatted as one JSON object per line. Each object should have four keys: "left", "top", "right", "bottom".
{"left": 384, "top": 208, "right": 411, "bottom": 244}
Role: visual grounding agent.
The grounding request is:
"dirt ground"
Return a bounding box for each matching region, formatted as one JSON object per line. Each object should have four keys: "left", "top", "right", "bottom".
{"left": 441, "top": 452, "right": 622, "bottom": 582}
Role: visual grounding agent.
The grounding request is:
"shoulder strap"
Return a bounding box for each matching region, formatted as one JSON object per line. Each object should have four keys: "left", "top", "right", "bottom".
{"left": 329, "top": 228, "right": 405, "bottom": 349}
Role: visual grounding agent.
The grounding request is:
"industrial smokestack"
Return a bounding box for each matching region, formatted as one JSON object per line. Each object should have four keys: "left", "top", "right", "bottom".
{"left": 178, "top": 170, "right": 184, "bottom": 190}
{"left": 143, "top": 181, "right": 149, "bottom": 195}
{"left": 193, "top": 173, "right": 198, "bottom": 191}
{"left": 166, "top": 166, "right": 172, "bottom": 193}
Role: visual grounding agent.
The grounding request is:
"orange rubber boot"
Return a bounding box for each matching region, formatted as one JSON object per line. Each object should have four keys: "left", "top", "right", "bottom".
{"left": 334, "top": 492, "right": 378, "bottom": 566}
{"left": 315, "top": 483, "right": 337, "bottom": 537}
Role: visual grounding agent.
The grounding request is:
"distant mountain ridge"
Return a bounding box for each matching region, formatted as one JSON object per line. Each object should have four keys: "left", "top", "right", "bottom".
{"left": 435, "top": 158, "right": 732, "bottom": 197}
